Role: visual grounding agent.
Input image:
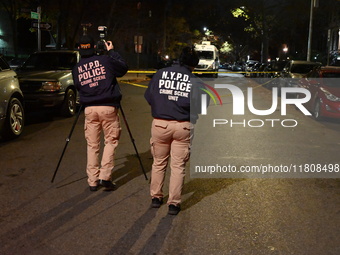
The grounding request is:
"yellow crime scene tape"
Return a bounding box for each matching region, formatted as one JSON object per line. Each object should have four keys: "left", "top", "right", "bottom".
{"left": 121, "top": 70, "right": 278, "bottom": 95}
{"left": 119, "top": 80, "right": 148, "bottom": 88}
{"left": 127, "top": 70, "right": 156, "bottom": 74}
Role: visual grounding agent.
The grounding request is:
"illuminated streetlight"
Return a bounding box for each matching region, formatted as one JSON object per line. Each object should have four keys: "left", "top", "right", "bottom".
{"left": 203, "top": 27, "right": 211, "bottom": 36}
{"left": 202, "top": 27, "right": 214, "bottom": 41}
{"left": 283, "top": 45, "right": 288, "bottom": 60}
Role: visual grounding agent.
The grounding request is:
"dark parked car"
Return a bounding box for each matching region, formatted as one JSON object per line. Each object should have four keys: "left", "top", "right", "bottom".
{"left": 231, "top": 61, "right": 244, "bottom": 72}
{"left": 17, "top": 50, "right": 80, "bottom": 117}
{"left": 7, "top": 57, "right": 26, "bottom": 70}
{"left": 244, "top": 60, "right": 259, "bottom": 77}
{"left": 264, "top": 60, "right": 288, "bottom": 79}
{"left": 249, "top": 62, "right": 262, "bottom": 78}
{"left": 262, "top": 60, "right": 288, "bottom": 88}
{"left": 256, "top": 63, "right": 268, "bottom": 78}
{"left": 0, "top": 55, "right": 25, "bottom": 140}
{"left": 298, "top": 66, "right": 340, "bottom": 120}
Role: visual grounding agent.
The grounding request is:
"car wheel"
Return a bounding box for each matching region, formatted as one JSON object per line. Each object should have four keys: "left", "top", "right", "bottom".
{"left": 1, "top": 97, "right": 24, "bottom": 140}
{"left": 313, "top": 98, "right": 323, "bottom": 121}
{"left": 60, "top": 89, "right": 76, "bottom": 117}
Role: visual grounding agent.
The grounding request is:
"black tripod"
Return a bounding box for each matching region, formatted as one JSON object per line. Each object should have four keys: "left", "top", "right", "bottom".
{"left": 51, "top": 105, "right": 83, "bottom": 183}
{"left": 119, "top": 104, "right": 148, "bottom": 180}
{"left": 51, "top": 104, "right": 148, "bottom": 183}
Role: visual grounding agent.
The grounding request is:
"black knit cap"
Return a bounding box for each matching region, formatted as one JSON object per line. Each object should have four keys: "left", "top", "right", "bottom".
{"left": 179, "top": 46, "right": 199, "bottom": 67}
{"left": 79, "top": 35, "right": 95, "bottom": 56}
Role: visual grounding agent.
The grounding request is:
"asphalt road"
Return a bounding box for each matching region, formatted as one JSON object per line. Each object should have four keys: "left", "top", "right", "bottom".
{"left": 0, "top": 73, "right": 339, "bottom": 255}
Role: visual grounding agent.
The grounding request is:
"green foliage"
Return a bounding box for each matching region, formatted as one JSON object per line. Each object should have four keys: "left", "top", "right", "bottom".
{"left": 164, "top": 16, "right": 196, "bottom": 59}
{"left": 231, "top": 7, "right": 250, "bottom": 20}
{"left": 220, "top": 41, "right": 233, "bottom": 54}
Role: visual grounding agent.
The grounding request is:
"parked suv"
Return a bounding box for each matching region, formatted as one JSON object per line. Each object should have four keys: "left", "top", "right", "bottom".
{"left": 0, "top": 55, "right": 25, "bottom": 140}
{"left": 16, "top": 50, "right": 80, "bottom": 117}
{"left": 279, "top": 60, "right": 322, "bottom": 88}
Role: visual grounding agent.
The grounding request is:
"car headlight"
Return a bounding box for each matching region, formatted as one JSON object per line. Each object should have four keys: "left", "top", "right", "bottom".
{"left": 321, "top": 87, "right": 340, "bottom": 102}
{"left": 41, "top": 81, "right": 61, "bottom": 92}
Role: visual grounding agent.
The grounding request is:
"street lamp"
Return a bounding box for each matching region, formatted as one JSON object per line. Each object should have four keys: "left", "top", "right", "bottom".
{"left": 203, "top": 27, "right": 210, "bottom": 36}
{"left": 203, "top": 27, "right": 210, "bottom": 41}
{"left": 283, "top": 45, "right": 288, "bottom": 59}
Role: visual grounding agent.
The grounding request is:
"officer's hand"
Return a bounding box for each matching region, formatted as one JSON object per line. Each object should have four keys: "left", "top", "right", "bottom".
{"left": 105, "top": 41, "right": 114, "bottom": 51}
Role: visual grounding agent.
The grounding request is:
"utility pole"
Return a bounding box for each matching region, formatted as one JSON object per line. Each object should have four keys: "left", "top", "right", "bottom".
{"left": 37, "top": 6, "right": 41, "bottom": 51}
{"left": 137, "top": 2, "right": 141, "bottom": 70}
{"left": 307, "top": 0, "right": 318, "bottom": 61}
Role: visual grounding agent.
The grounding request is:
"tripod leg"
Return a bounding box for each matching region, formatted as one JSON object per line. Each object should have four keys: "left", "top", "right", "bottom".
{"left": 51, "top": 105, "right": 83, "bottom": 183}
{"left": 119, "top": 105, "right": 148, "bottom": 180}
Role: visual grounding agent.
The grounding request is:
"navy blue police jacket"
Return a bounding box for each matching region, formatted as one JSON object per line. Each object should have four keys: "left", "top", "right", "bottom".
{"left": 72, "top": 50, "right": 128, "bottom": 107}
{"left": 144, "top": 62, "right": 206, "bottom": 124}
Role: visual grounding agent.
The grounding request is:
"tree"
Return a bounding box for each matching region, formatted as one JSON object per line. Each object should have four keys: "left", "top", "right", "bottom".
{"left": 0, "top": 0, "right": 33, "bottom": 57}
{"left": 229, "top": 1, "right": 286, "bottom": 62}
{"left": 40, "top": 0, "right": 90, "bottom": 49}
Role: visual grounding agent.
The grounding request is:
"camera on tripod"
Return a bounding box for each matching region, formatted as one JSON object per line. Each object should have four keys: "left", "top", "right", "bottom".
{"left": 96, "top": 26, "right": 107, "bottom": 55}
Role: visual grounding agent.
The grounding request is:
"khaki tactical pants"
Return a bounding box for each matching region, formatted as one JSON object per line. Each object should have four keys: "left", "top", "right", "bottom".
{"left": 150, "top": 118, "right": 192, "bottom": 205}
{"left": 84, "top": 106, "right": 121, "bottom": 186}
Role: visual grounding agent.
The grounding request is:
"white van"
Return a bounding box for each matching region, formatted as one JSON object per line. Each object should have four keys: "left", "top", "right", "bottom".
{"left": 194, "top": 41, "right": 219, "bottom": 77}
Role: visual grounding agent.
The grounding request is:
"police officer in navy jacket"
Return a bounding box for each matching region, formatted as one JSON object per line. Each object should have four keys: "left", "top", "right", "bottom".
{"left": 72, "top": 35, "right": 128, "bottom": 191}
{"left": 145, "top": 47, "right": 206, "bottom": 215}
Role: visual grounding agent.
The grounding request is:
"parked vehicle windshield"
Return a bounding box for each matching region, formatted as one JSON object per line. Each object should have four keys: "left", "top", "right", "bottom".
{"left": 291, "top": 64, "right": 318, "bottom": 74}
{"left": 20, "top": 52, "right": 77, "bottom": 71}
{"left": 272, "top": 61, "right": 287, "bottom": 71}
{"left": 196, "top": 51, "right": 214, "bottom": 60}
